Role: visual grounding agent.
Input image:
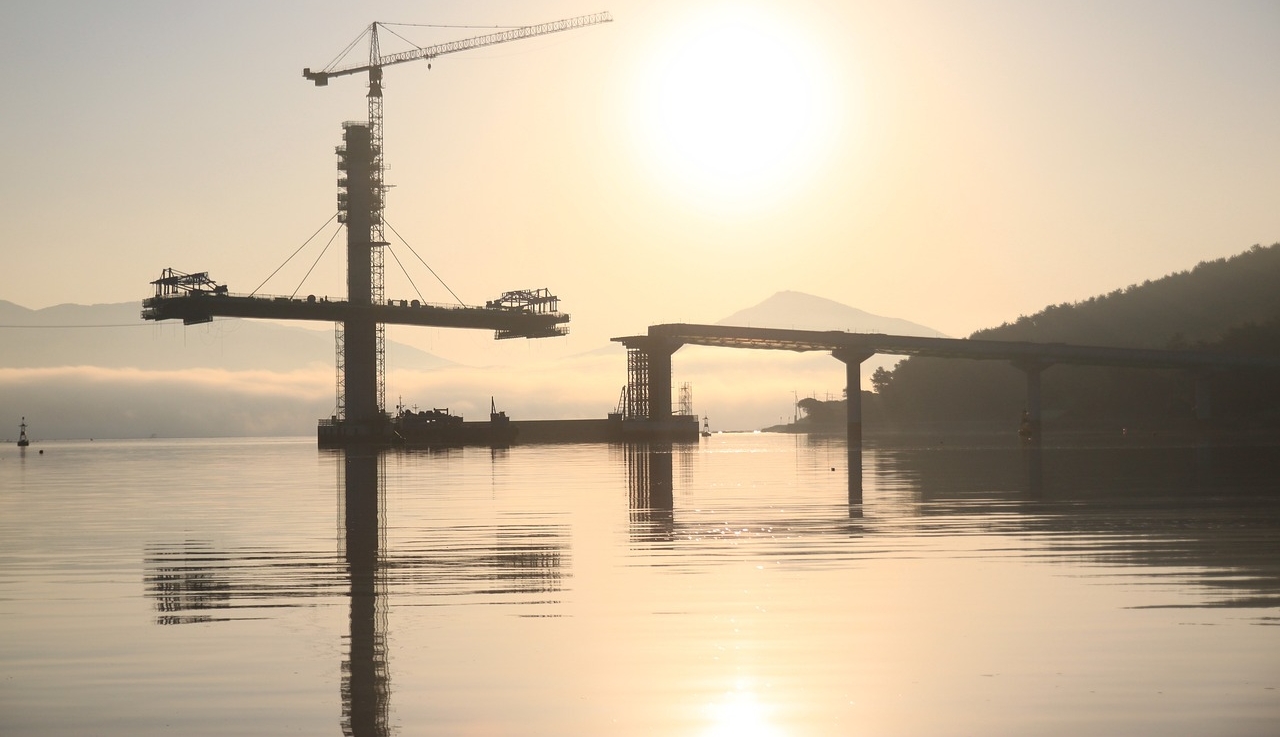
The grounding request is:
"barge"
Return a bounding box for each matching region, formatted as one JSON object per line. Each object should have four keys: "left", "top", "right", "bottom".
{"left": 318, "top": 402, "right": 700, "bottom": 448}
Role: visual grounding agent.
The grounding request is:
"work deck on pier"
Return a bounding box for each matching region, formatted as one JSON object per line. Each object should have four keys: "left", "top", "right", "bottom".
{"left": 143, "top": 292, "right": 568, "bottom": 338}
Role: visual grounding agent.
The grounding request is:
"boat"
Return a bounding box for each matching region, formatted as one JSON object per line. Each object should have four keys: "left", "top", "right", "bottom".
{"left": 17, "top": 417, "right": 29, "bottom": 447}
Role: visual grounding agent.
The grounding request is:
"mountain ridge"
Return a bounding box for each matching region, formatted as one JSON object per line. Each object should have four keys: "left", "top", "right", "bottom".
{"left": 870, "top": 243, "right": 1280, "bottom": 430}
{"left": 568, "top": 291, "right": 942, "bottom": 359}
{"left": 716, "top": 290, "right": 944, "bottom": 337}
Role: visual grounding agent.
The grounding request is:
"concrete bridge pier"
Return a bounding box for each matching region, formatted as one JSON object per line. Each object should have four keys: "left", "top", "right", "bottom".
{"left": 646, "top": 338, "right": 680, "bottom": 423}
{"left": 1193, "top": 371, "right": 1214, "bottom": 425}
{"left": 338, "top": 122, "right": 383, "bottom": 439}
{"left": 1193, "top": 372, "right": 1215, "bottom": 473}
{"left": 1013, "top": 360, "right": 1053, "bottom": 443}
{"left": 834, "top": 348, "right": 875, "bottom": 503}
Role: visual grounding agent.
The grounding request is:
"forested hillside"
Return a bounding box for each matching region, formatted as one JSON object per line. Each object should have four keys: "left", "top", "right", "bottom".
{"left": 866, "top": 244, "right": 1280, "bottom": 432}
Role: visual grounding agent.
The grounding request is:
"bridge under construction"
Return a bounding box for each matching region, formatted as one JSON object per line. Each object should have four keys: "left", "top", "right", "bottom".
{"left": 142, "top": 15, "right": 611, "bottom": 445}
{"left": 139, "top": 11, "right": 1280, "bottom": 482}
{"left": 614, "top": 322, "right": 1280, "bottom": 501}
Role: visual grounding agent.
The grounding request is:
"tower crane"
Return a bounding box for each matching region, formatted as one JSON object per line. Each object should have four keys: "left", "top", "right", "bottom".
{"left": 302, "top": 12, "right": 612, "bottom": 418}
{"left": 303, "top": 11, "right": 613, "bottom": 239}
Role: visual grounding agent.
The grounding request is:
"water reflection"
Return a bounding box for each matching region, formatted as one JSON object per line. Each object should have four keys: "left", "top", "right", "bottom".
{"left": 144, "top": 541, "right": 234, "bottom": 625}
{"left": 626, "top": 442, "right": 674, "bottom": 541}
{"left": 866, "top": 439, "right": 1280, "bottom": 609}
{"left": 142, "top": 447, "right": 569, "bottom": 737}
{"left": 341, "top": 450, "right": 388, "bottom": 737}
{"left": 702, "top": 682, "right": 783, "bottom": 737}
{"left": 127, "top": 436, "right": 1280, "bottom": 734}
{"left": 620, "top": 435, "right": 1280, "bottom": 611}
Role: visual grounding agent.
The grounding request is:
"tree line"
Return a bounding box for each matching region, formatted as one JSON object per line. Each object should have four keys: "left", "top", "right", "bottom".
{"left": 808, "top": 244, "right": 1280, "bottom": 433}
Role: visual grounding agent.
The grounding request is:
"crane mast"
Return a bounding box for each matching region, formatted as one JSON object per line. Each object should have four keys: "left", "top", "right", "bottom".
{"left": 303, "top": 12, "right": 612, "bottom": 420}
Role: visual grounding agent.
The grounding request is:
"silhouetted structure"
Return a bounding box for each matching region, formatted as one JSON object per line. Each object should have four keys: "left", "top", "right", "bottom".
{"left": 615, "top": 323, "right": 1280, "bottom": 502}
{"left": 142, "top": 123, "right": 568, "bottom": 446}
{"left": 143, "top": 17, "right": 620, "bottom": 446}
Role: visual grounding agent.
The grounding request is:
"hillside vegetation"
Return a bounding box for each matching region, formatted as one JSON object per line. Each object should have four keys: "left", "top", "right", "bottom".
{"left": 866, "top": 243, "right": 1280, "bottom": 432}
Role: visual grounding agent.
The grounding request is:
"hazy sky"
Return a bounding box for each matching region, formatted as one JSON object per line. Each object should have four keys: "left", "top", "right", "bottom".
{"left": 3, "top": 0, "right": 1278, "bottom": 363}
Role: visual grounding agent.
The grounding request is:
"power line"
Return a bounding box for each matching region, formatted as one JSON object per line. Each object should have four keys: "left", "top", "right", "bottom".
{"left": 0, "top": 319, "right": 241, "bottom": 329}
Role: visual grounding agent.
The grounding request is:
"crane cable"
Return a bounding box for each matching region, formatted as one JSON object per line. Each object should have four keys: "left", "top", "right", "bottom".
{"left": 381, "top": 22, "right": 526, "bottom": 30}
{"left": 322, "top": 22, "right": 528, "bottom": 73}
{"left": 378, "top": 24, "right": 425, "bottom": 52}
{"left": 377, "top": 23, "right": 524, "bottom": 53}
{"left": 320, "top": 26, "right": 373, "bottom": 74}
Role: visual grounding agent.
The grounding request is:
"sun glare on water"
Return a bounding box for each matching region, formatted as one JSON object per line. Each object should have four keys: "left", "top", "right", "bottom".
{"left": 701, "top": 683, "right": 784, "bottom": 737}
{"left": 633, "top": 7, "right": 839, "bottom": 212}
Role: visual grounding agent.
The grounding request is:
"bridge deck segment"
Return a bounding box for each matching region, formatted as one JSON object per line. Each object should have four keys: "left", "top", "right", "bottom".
{"left": 633, "top": 323, "right": 1280, "bottom": 371}
{"left": 142, "top": 293, "right": 569, "bottom": 339}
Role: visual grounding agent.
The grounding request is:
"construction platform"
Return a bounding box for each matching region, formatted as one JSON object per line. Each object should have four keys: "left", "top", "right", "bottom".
{"left": 317, "top": 413, "right": 700, "bottom": 448}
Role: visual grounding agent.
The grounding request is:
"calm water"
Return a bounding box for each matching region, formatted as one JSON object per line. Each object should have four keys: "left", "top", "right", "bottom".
{"left": 1, "top": 433, "right": 1278, "bottom": 736}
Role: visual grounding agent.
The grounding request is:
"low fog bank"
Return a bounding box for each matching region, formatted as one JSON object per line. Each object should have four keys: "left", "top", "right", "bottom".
{"left": 2, "top": 292, "right": 908, "bottom": 439}
{"left": 0, "top": 366, "right": 332, "bottom": 440}
{"left": 1, "top": 350, "right": 852, "bottom": 439}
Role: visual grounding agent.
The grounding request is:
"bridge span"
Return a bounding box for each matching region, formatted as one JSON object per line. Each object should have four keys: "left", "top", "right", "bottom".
{"left": 142, "top": 289, "right": 568, "bottom": 338}
{"left": 614, "top": 323, "right": 1280, "bottom": 500}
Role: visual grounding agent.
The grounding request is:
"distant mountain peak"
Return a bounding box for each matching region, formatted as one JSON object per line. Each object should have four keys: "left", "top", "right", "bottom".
{"left": 716, "top": 291, "right": 944, "bottom": 338}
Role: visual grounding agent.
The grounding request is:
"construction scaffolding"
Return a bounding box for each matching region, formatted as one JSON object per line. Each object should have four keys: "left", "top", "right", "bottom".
{"left": 624, "top": 347, "right": 650, "bottom": 420}
{"left": 676, "top": 382, "right": 693, "bottom": 416}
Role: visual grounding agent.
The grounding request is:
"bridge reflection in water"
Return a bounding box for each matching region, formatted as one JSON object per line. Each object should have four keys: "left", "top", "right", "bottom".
{"left": 342, "top": 451, "right": 388, "bottom": 737}
{"left": 620, "top": 439, "right": 1040, "bottom": 514}
{"left": 134, "top": 437, "right": 1280, "bottom": 733}
{"left": 143, "top": 449, "right": 570, "bottom": 737}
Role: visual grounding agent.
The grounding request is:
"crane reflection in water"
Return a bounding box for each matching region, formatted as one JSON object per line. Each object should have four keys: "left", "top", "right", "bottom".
{"left": 143, "top": 449, "right": 569, "bottom": 737}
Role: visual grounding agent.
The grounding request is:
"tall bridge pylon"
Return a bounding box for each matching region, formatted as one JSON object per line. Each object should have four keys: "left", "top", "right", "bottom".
{"left": 303, "top": 13, "right": 612, "bottom": 419}
{"left": 143, "top": 15, "right": 613, "bottom": 444}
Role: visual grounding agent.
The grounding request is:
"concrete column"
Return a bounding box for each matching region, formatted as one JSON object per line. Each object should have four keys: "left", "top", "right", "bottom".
{"left": 1193, "top": 372, "right": 1213, "bottom": 423}
{"left": 1013, "top": 360, "right": 1050, "bottom": 443}
{"left": 1026, "top": 365, "right": 1042, "bottom": 439}
{"left": 648, "top": 344, "right": 672, "bottom": 422}
{"left": 340, "top": 123, "right": 379, "bottom": 429}
{"left": 344, "top": 314, "right": 378, "bottom": 428}
{"left": 841, "top": 355, "right": 866, "bottom": 450}
{"left": 1193, "top": 372, "right": 1215, "bottom": 457}
{"left": 834, "top": 347, "right": 874, "bottom": 504}
{"left": 644, "top": 337, "right": 680, "bottom": 425}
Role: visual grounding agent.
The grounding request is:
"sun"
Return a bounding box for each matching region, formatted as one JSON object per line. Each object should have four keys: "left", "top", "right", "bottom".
{"left": 632, "top": 6, "right": 838, "bottom": 211}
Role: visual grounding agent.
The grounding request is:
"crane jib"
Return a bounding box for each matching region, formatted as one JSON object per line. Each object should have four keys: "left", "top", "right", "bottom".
{"left": 303, "top": 11, "right": 612, "bottom": 83}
